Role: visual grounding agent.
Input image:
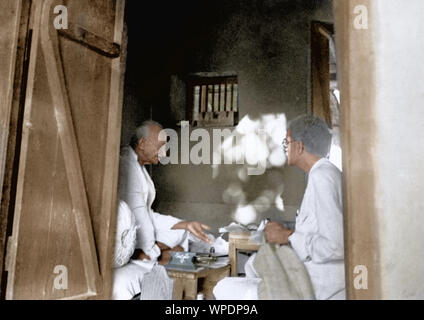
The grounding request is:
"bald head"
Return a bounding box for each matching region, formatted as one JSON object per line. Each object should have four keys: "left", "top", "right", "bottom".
{"left": 131, "top": 120, "right": 166, "bottom": 165}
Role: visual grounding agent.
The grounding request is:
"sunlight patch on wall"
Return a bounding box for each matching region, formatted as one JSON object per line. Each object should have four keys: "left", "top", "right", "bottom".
{"left": 215, "top": 113, "right": 288, "bottom": 225}
{"left": 213, "top": 113, "right": 287, "bottom": 177}
{"left": 329, "top": 143, "right": 342, "bottom": 171}
{"left": 233, "top": 204, "right": 257, "bottom": 226}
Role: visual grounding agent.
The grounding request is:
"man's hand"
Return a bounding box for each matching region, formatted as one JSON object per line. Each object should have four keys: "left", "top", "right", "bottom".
{"left": 156, "top": 241, "right": 171, "bottom": 251}
{"left": 158, "top": 245, "right": 184, "bottom": 265}
{"left": 131, "top": 249, "right": 151, "bottom": 261}
{"left": 264, "top": 221, "right": 294, "bottom": 245}
{"left": 172, "top": 221, "right": 212, "bottom": 244}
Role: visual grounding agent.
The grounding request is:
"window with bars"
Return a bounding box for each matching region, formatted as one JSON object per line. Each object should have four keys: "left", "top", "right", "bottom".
{"left": 187, "top": 74, "right": 238, "bottom": 127}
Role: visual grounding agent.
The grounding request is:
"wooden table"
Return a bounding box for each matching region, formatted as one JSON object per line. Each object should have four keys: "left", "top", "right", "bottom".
{"left": 229, "top": 232, "right": 261, "bottom": 276}
{"left": 167, "top": 264, "right": 230, "bottom": 300}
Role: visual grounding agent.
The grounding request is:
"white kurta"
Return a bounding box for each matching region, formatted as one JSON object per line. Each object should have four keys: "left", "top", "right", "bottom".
{"left": 288, "top": 158, "right": 345, "bottom": 299}
{"left": 113, "top": 146, "right": 188, "bottom": 299}
{"left": 118, "top": 146, "right": 188, "bottom": 260}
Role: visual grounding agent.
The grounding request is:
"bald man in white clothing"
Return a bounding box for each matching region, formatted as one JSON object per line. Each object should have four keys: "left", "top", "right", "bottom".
{"left": 112, "top": 120, "right": 211, "bottom": 299}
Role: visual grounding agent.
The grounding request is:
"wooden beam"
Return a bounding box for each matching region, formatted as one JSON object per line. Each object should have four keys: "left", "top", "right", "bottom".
{"left": 334, "top": 0, "right": 381, "bottom": 299}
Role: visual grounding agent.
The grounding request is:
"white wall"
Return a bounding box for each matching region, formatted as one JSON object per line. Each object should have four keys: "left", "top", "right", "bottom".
{"left": 373, "top": 0, "right": 424, "bottom": 299}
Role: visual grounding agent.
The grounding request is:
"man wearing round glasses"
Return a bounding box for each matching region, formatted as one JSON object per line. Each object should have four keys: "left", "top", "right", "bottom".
{"left": 265, "top": 115, "right": 345, "bottom": 300}
{"left": 215, "top": 115, "right": 345, "bottom": 300}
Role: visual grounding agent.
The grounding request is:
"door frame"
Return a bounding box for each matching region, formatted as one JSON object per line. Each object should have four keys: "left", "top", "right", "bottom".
{"left": 0, "top": 0, "right": 32, "bottom": 299}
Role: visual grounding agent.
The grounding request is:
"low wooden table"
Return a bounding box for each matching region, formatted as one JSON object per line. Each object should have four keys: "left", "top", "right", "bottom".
{"left": 229, "top": 232, "right": 261, "bottom": 276}
{"left": 167, "top": 264, "right": 230, "bottom": 300}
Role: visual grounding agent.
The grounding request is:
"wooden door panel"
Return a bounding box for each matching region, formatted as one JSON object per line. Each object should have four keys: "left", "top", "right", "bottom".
{"left": 6, "top": 0, "right": 126, "bottom": 299}
{"left": 59, "top": 38, "right": 112, "bottom": 271}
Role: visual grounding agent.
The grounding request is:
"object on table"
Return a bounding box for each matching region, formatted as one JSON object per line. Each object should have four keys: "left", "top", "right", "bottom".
{"left": 165, "top": 251, "right": 229, "bottom": 271}
{"left": 218, "top": 222, "right": 258, "bottom": 234}
{"left": 165, "top": 252, "right": 198, "bottom": 271}
{"left": 189, "top": 233, "right": 229, "bottom": 256}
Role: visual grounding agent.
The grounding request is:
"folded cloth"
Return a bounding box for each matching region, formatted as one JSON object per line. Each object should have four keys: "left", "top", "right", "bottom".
{"left": 113, "top": 201, "right": 138, "bottom": 268}
{"left": 253, "top": 243, "right": 315, "bottom": 300}
{"left": 140, "top": 265, "right": 174, "bottom": 300}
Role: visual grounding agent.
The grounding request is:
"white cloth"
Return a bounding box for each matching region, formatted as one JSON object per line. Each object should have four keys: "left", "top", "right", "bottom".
{"left": 140, "top": 265, "right": 174, "bottom": 300}
{"left": 112, "top": 259, "right": 156, "bottom": 300}
{"left": 288, "top": 158, "right": 345, "bottom": 300}
{"left": 214, "top": 254, "right": 260, "bottom": 300}
{"left": 213, "top": 277, "right": 262, "bottom": 300}
{"left": 113, "top": 201, "right": 138, "bottom": 268}
{"left": 118, "top": 146, "right": 188, "bottom": 260}
{"left": 244, "top": 253, "right": 259, "bottom": 278}
{"left": 189, "top": 234, "right": 229, "bottom": 256}
{"left": 253, "top": 243, "right": 315, "bottom": 300}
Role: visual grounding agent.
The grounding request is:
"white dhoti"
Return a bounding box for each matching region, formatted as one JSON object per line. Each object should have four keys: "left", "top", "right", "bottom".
{"left": 213, "top": 277, "right": 261, "bottom": 300}
{"left": 112, "top": 259, "right": 156, "bottom": 300}
{"left": 112, "top": 231, "right": 189, "bottom": 300}
{"left": 213, "top": 254, "right": 261, "bottom": 300}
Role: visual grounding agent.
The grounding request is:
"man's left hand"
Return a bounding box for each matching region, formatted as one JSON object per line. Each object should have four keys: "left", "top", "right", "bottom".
{"left": 265, "top": 221, "right": 294, "bottom": 245}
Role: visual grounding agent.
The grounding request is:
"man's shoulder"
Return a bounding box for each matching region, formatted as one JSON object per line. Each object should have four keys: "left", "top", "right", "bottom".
{"left": 120, "top": 145, "right": 135, "bottom": 159}
{"left": 319, "top": 159, "right": 341, "bottom": 176}
{"left": 120, "top": 146, "right": 137, "bottom": 165}
{"left": 119, "top": 147, "right": 141, "bottom": 175}
{"left": 310, "top": 159, "right": 342, "bottom": 186}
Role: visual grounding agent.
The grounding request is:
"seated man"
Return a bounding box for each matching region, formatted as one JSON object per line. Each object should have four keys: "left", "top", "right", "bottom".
{"left": 112, "top": 120, "right": 211, "bottom": 300}
{"left": 214, "top": 115, "right": 345, "bottom": 300}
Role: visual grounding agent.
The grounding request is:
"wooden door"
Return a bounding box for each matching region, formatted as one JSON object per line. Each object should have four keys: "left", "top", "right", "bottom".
{"left": 4, "top": 0, "right": 126, "bottom": 299}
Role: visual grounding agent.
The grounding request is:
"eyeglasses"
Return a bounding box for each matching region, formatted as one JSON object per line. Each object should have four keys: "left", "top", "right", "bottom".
{"left": 282, "top": 138, "right": 296, "bottom": 152}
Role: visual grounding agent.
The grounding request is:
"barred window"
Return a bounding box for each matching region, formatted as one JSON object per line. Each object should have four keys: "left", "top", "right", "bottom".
{"left": 187, "top": 74, "right": 238, "bottom": 127}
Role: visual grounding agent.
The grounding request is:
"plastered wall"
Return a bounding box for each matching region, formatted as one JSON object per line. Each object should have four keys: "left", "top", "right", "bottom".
{"left": 373, "top": 0, "right": 424, "bottom": 299}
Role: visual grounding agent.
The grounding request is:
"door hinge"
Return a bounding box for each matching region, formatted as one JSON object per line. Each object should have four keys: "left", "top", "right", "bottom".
{"left": 57, "top": 23, "right": 121, "bottom": 58}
